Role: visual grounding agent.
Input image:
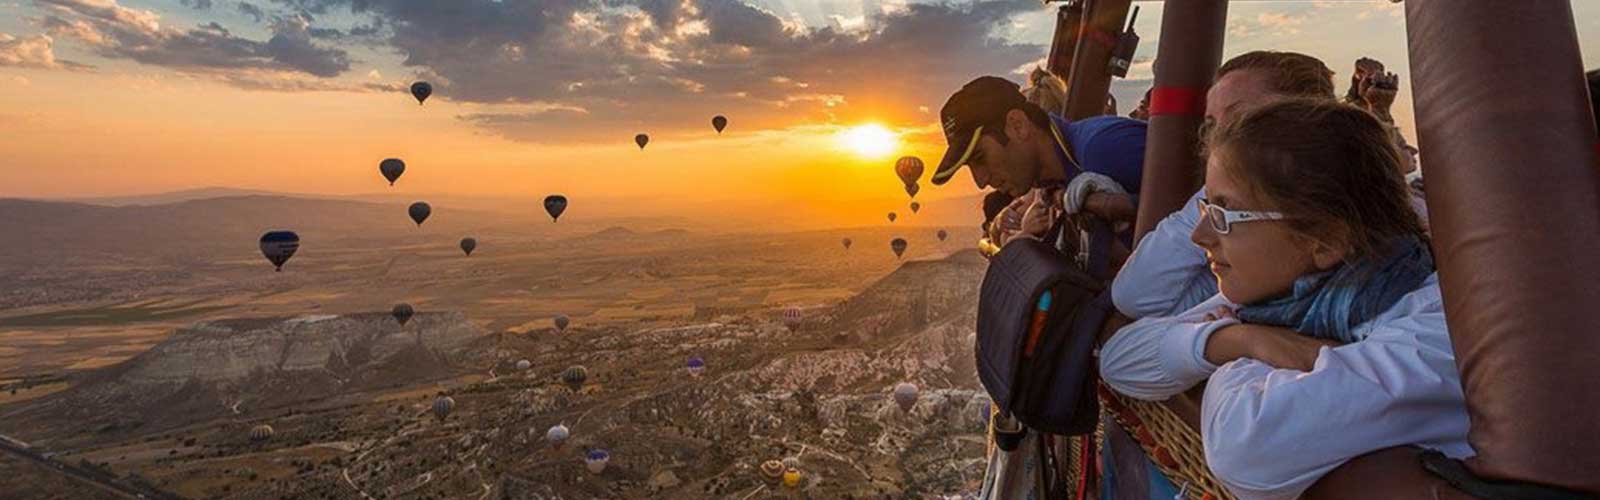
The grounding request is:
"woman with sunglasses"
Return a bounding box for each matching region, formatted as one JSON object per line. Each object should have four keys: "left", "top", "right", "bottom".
{"left": 1097, "top": 99, "right": 1471, "bottom": 500}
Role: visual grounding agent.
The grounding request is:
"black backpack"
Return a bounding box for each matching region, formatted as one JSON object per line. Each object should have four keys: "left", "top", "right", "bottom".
{"left": 975, "top": 218, "right": 1114, "bottom": 436}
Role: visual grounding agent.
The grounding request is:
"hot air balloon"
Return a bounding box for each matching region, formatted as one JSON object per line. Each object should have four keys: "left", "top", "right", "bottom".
{"left": 410, "top": 81, "right": 432, "bottom": 104}
{"left": 760, "top": 460, "right": 785, "bottom": 484}
{"left": 686, "top": 357, "right": 706, "bottom": 377}
{"left": 887, "top": 212, "right": 897, "bottom": 223}
{"left": 783, "top": 468, "right": 802, "bottom": 488}
{"left": 937, "top": 229, "right": 948, "bottom": 241}
{"left": 379, "top": 158, "right": 405, "bottom": 186}
{"left": 585, "top": 449, "right": 610, "bottom": 474}
{"left": 782, "top": 306, "right": 802, "bottom": 329}
{"left": 515, "top": 359, "right": 531, "bottom": 371}
{"left": 249, "top": 424, "right": 274, "bottom": 442}
{"left": 546, "top": 424, "right": 570, "bottom": 449}
{"left": 259, "top": 231, "right": 299, "bottom": 272}
{"left": 783, "top": 456, "right": 800, "bottom": 470}
{"left": 460, "top": 237, "right": 477, "bottom": 256}
{"left": 905, "top": 182, "right": 920, "bottom": 199}
{"left": 712, "top": 115, "right": 728, "bottom": 134}
{"left": 392, "top": 303, "right": 415, "bottom": 326}
{"left": 562, "top": 365, "right": 588, "bottom": 389}
{"left": 841, "top": 238, "right": 852, "bottom": 250}
{"left": 543, "top": 195, "right": 568, "bottom": 222}
{"left": 895, "top": 156, "right": 925, "bottom": 186}
{"left": 910, "top": 201, "right": 921, "bottom": 214}
{"left": 890, "top": 238, "right": 907, "bottom": 258}
{"left": 635, "top": 134, "right": 649, "bottom": 149}
{"left": 432, "top": 395, "right": 454, "bottom": 421}
{"left": 554, "top": 314, "right": 570, "bottom": 333}
{"left": 893, "top": 382, "right": 919, "bottom": 413}
{"left": 408, "top": 201, "right": 431, "bottom": 226}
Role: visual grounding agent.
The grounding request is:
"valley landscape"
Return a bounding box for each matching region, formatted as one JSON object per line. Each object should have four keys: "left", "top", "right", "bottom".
{"left": 0, "top": 192, "right": 991, "bottom": 499}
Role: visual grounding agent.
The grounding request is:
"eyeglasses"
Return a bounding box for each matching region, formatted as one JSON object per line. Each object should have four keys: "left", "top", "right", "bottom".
{"left": 1197, "top": 197, "right": 1287, "bottom": 235}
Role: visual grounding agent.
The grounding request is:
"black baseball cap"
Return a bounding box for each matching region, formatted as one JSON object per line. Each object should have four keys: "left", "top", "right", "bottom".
{"left": 931, "top": 76, "right": 1030, "bottom": 186}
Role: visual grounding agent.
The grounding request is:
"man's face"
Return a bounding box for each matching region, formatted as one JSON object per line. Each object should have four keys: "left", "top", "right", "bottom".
{"left": 967, "top": 124, "right": 1040, "bottom": 197}
{"left": 1206, "top": 69, "right": 1277, "bottom": 126}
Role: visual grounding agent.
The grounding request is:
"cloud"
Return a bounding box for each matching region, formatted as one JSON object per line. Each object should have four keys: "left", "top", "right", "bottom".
{"left": 180, "top": 0, "right": 214, "bottom": 10}
{"left": 0, "top": 32, "right": 90, "bottom": 69}
{"left": 237, "top": 2, "right": 266, "bottom": 23}
{"left": 285, "top": 0, "right": 1042, "bottom": 142}
{"left": 35, "top": 0, "right": 350, "bottom": 77}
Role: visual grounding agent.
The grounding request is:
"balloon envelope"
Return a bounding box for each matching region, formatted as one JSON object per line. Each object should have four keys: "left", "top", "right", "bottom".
{"left": 895, "top": 156, "right": 925, "bottom": 186}
{"left": 760, "top": 460, "right": 785, "bottom": 482}
{"left": 392, "top": 303, "right": 415, "bottom": 326}
{"left": 635, "top": 134, "right": 649, "bottom": 149}
{"left": 379, "top": 158, "right": 405, "bottom": 186}
{"left": 783, "top": 468, "right": 802, "bottom": 488}
{"left": 410, "top": 81, "right": 432, "bottom": 104}
{"left": 905, "top": 182, "right": 920, "bottom": 199}
{"left": 937, "top": 229, "right": 948, "bottom": 241}
{"left": 515, "top": 359, "right": 531, "bottom": 371}
{"left": 554, "top": 314, "right": 570, "bottom": 332}
{"left": 782, "top": 306, "right": 802, "bottom": 328}
{"left": 893, "top": 382, "right": 918, "bottom": 412}
{"left": 563, "top": 365, "right": 588, "bottom": 387}
{"left": 687, "top": 356, "right": 706, "bottom": 376}
{"left": 460, "top": 237, "right": 477, "bottom": 256}
{"left": 546, "top": 425, "right": 570, "bottom": 448}
{"left": 910, "top": 201, "right": 921, "bottom": 214}
{"left": 543, "top": 195, "right": 568, "bottom": 222}
{"left": 712, "top": 115, "right": 728, "bottom": 133}
{"left": 432, "top": 395, "right": 454, "bottom": 421}
{"left": 890, "top": 238, "right": 908, "bottom": 258}
{"left": 585, "top": 449, "right": 610, "bottom": 473}
{"left": 249, "top": 425, "right": 274, "bottom": 442}
{"left": 408, "top": 202, "right": 431, "bottom": 226}
{"left": 841, "top": 238, "right": 852, "bottom": 250}
{"left": 887, "top": 212, "right": 897, "bottom": 223}
{"left": 259, "top": 231, "right": 299, "bottom": 272}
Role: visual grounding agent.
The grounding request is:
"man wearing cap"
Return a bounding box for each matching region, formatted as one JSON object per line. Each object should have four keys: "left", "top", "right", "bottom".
{"left": 933, "top": 76, "right": 1147, "bottom": 249}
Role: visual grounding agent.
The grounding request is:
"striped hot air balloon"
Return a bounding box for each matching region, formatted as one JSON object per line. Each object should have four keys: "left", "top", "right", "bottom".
{"left": 585, "top": 449, "right": 610, "bottom": 474}
{"left": 760, "top": 460, "right": 785, "bottom": 484}
{"left": 249, "top": 424, "right": 274, "bottom": 442}
{"left": 782, "top": 307, "right": 803, "bottom": 330}
{"left": 686, "top": 357, "right": 706, "bottom": 377}
{"left": 432, "top": 395, "right": 454, "bottom": 421}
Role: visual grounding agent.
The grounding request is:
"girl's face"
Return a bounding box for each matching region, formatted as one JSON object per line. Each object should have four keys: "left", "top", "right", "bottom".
{"left": 1191, "top": 150, "right": 1348, "bottom": 304}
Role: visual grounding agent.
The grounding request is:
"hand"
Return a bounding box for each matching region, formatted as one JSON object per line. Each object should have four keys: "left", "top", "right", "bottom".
{"left": 1203, "top": 323, "right": 1341, "bottom": 371}
{"left": 1361, "top": 72, "right": 1400, "bottom": 118}
{"left": 1004, "top": 189, "right": 1060, "bottom": 247}
{"left": 1063, "top": 172, "right": 1123, "bottom": 215}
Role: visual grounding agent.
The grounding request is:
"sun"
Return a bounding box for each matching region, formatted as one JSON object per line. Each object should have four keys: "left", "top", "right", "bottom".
{"left": 837, "top": 123, "right": 899, "bottom": 159}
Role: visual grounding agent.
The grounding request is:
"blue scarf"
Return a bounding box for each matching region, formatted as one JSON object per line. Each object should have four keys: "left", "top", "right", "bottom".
{"left": 1235, "top": 235, "right": 1434, "bottom": 344}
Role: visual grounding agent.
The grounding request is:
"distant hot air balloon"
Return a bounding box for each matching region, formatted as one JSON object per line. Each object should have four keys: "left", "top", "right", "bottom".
{"left": 887, "top": 212, "right": 897, "bottom": 223}
{"left": 460, "top": 237, "right": 477, "bottom": 256}
{"left": 408, "top": 201, "right": 431, "bottom": 226}
{"left": 905, "top": 182, "right": 920, "bottom": 199}
{"left": 712, "top": 115, "right": 728, "bottom": 134}
{"left": 910, "top": 201, "right": 921, "bottom": 214}
{"left": 585, "top": 449, "right": 611, "bottom": 474}
{"left": 249, "top": 424, "right": 274, "bottom": 442}
{"left": 635, "top": 134, "right": 649, "bottom": 150}
{"left": 937, "top": 229, "right": 948, "bottom": 241}
{"left": 782, "top": 306, "right": 802, "bottom": 329}
{"left": 543, "top": 195, "right": 568, "bottom": 222}
{"left": 379, "top": 158, "right": 405, "bottom": 186}
{"left": 890, "top": 238, "right": 907, "bottom": 258}
{"left": 563, "top": 365, "right": 588, "bottom": 389}
{"left": 783, "top": 468, "right": 802, "bottom": 488}
{"left": 410, "top": 81, "right": 432, "bottom": 104}
{"left": 895, "top": 156, "right": 924, "bottom": 186}
{"left": 782, "top": 456, "right": 800, "bottom": 470}
{"left": 554, "top": 314, "right": 570, "bottom": 333}
{"left": 546, "top": 424, "right": 570, "bottom": 449}
{"left": 392, "top": 303, "right": 415, "bottom": 326}
{"left": 893, "top": 382, "right": 919, "bottom": 412}
{"left": 259, "top": 231, "right": 299, "bottom": 272}
{"left": 515, "top": 359, "right": 531, "bottom": 371}
{"left": 760, "top": 460, "right": 785, "bottom": 484}
{"left": 686, "top": 356, "right": 706, "bottom": 377}
{"left": 841, "top": 238, "right": 852, "bottom": 250}
{"left": 432, "top": 395, "right": 454, "bottom": 421}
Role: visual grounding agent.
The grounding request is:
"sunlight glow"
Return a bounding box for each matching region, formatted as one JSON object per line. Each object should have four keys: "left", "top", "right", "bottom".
{"left": 837, "top": 123, "right": 899, "bottom": 159}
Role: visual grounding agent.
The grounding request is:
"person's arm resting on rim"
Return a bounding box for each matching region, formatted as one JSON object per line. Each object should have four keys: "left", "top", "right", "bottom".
{"left": 1111, "top": 189, "right": 1217, "bottom": 319}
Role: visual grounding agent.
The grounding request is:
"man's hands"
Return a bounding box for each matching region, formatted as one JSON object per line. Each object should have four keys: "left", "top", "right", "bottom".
{"left": 1202, "top": 306, "right": 1341, "bottom": 371}
{"left": 1360, "top": 72, "right": 1400, "bottom": 120}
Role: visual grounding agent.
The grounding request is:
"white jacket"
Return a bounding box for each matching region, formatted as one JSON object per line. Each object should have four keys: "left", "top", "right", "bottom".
{"left": 1098, "top": 274, "right": 1474, "bottom": 500}
{"left": 1111, "top": 189, "right": 1216, "bottom": 319}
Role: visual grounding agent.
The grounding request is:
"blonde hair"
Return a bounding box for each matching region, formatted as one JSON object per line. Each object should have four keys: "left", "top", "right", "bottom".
{"left": 1022, "top": 67, "right": 1068, "bottom": 115}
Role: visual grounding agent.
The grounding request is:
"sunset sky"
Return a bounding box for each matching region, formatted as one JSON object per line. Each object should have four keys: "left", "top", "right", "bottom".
{"left": 3, "top": 0, "right": 1599, "bottom": 226}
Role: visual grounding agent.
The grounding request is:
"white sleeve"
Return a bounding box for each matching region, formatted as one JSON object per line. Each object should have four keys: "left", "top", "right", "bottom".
{"left": 1098, "top": 294, "right": 1236, "bottom": 401}
{"left": 1199, "top": 293, "right": 1472, "bottom": 500}
{"left": 1112, "top": 189, "right": 1216, "bottom": 319}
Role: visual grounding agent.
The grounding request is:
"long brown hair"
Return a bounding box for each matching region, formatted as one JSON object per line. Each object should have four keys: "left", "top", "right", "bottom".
{"left": 1204, "top": 98, "right": 1423, "bottom": 257}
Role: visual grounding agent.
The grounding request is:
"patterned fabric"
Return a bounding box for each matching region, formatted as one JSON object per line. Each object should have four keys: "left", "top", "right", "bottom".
{"left": 1236, "top": 235, "right": 1434, "bottom": 343}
